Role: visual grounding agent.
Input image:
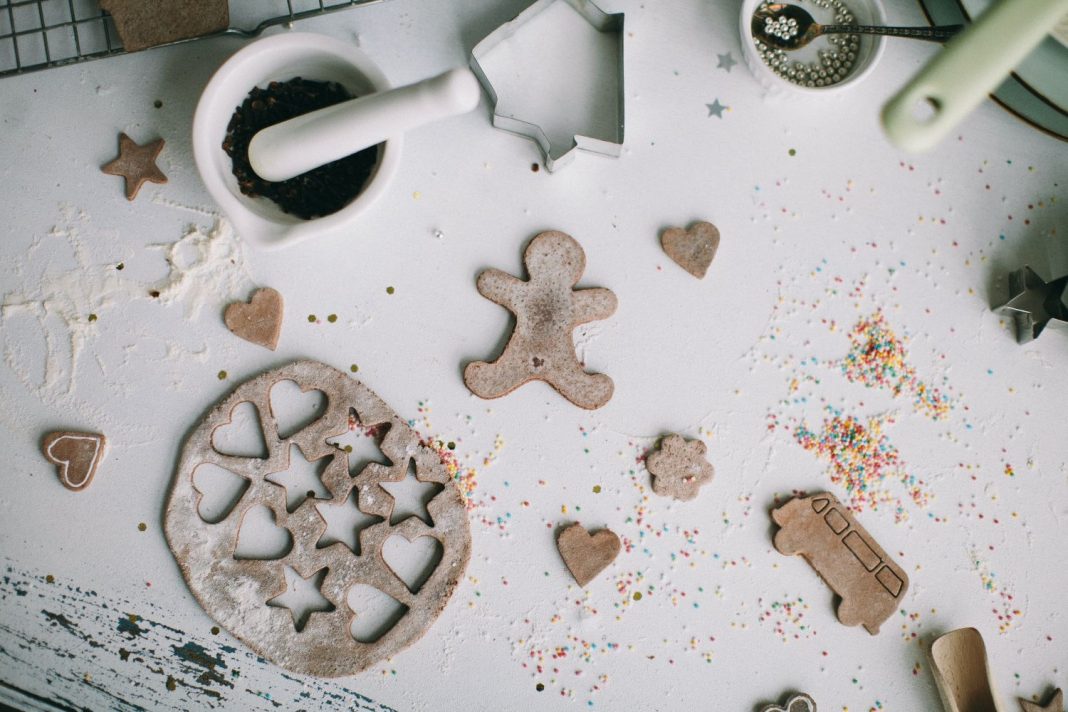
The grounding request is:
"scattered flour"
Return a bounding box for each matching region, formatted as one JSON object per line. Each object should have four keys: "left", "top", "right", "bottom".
{"left": 0, "top": 210, "right": 250, "bottom": 405}
{"left": 149, "top": 217, "right": 250, "bottom": 319}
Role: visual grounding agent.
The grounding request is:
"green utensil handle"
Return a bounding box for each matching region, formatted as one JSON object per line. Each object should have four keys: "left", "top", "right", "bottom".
{"left": 881, "top": 0, "right": 1068, "bottom": 152}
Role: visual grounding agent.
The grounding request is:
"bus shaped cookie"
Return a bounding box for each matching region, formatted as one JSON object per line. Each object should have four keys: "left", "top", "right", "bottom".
{"left": 771, "top": 492, "right": 908, "bottom": 635}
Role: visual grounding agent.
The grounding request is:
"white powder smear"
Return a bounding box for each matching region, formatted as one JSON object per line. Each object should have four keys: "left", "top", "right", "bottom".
{"left": 149, "top": 217, "right": 250, "bottom": 319}
{"left": 1, "top": 210, "right": 250, "bottom": 405}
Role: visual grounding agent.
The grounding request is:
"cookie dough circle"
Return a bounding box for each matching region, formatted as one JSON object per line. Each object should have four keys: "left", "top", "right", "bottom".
{"left": 164, "top": 360, "right": 471, "bottom": 676}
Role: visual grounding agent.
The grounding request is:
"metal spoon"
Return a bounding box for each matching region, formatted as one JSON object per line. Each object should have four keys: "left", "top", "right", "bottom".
{"left": 753, "top": 3, "right": 963, "bottom": 50}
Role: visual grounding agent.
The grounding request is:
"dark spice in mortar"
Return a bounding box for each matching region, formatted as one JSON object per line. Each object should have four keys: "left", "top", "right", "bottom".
{"left": 223, "top": 78, "right": 379, "bottom": 220}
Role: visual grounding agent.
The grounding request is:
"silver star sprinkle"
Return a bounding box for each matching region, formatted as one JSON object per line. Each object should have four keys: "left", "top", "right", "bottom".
{"left": 717, "top": 51, "right": 738, "bottom": 72}
{"left": 706, "top": 99, "right": 728, "bottom": 118}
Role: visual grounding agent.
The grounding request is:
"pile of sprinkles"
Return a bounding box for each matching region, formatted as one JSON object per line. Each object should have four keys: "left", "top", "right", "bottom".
{"left": 410, "top": 400, "right": 508, "bottom": 532}
{"left": 792, "top": 409, "right": 932, "bottom": 522}
{"left": 840, "top": 311, "right": 952, "bottom": 420}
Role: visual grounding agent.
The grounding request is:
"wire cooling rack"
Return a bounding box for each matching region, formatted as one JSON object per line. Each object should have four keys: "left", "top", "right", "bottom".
{"left": 0, "top": 0, "right": 383, "bottom": 79}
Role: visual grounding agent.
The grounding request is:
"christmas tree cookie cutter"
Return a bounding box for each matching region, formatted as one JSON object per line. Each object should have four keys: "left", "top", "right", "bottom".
{"left": 470, "top": 0, "right": 625, "bottom": 172}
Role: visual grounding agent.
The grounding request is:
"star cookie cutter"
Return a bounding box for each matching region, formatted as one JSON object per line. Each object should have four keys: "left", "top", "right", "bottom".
{"left": 993, "top": 265, "right": 1068, "bottom": 343}
{"left": 470, "top": 0, "right": 625, "bottom": 172}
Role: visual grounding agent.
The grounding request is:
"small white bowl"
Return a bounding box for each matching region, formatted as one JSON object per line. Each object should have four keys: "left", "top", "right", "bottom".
{"left": 193, "top": 32, "right": 402, "bottom": 248}
{"left": 740, "top": 0, "right": 887, "bottom": 95}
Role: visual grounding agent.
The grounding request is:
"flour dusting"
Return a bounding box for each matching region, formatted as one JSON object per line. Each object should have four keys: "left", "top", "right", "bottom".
{"left": 149, "top": 218, "right": 250, "bottom": 319}
{"left": 0, "top": 211, "right": 249, "bottom": 403}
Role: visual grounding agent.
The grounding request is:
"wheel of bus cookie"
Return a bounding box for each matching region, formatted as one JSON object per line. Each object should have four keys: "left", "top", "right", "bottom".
{"left": 163, "top": 360, "right": 471, "bottom": 677}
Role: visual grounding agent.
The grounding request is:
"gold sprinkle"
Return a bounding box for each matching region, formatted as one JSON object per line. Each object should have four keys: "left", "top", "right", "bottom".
{"left": 217, "top": 370, "right": 227, "bottom": 380}
{"left": 88, "top": 313, "right": 98, "bottom": 322}
{"left": 138, "top": 522, "right": 147, "bottom": 532}
{"left": 327, "top": 314, "right": 338, "bottom": 323}
{"left": 46, "top": 574, "right": 55, "bottom": 584}
{"left": 307, "top": 314, "right": 316, "bottom": 322}
{"left": 211, "top": 626, "right": 220, "bottom": 635}
{"left": 386, "top": 286, "right": 395, "bottom": 295}
{"left": 633, "top": 591, "right": 642, "bottom": 601}
{"left": 593, "top": 485, "right": 602, "bottom": 493}
{"left": 350, "top": 364, "right": 359, "bottom": 373}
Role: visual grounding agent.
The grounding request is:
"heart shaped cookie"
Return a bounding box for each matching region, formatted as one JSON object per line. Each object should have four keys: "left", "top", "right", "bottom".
{"left": 661, "top": 221, "right": 720, "bottom": 279}
{"left": 556, "top": 523, "right": 621, "bottom": 586}
{"left": 225, "top": 287, "right": 283, "bottom": 350}
{"left": 760, "top": 692, "right": 817, "bottom": 712}
{"left": 41, "top": 431, "right": 107, "bottom": 491}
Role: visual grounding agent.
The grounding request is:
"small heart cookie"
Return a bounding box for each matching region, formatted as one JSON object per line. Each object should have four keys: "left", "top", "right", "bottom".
{"left": 661, "top": 221, "right": 720, "bottom": 279}
{"left": 760, "top": 692, "right": 817, "bottom": 712}
{"left": 225, "top": 287, "right": 283, "bottom": 350}
{"left": 556, "top": 523, "right": 621, "bottom": 586}
{"left": 41, "top": 431, "right": 107, "bottom": 491}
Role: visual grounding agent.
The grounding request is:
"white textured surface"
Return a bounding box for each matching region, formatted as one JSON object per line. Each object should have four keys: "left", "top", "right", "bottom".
{"left": 0, "top": 0, "right": 1066, "bottom": 710}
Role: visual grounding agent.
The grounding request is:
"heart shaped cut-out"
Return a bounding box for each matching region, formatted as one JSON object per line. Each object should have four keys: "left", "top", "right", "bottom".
{"left": 41, "top": 431, "right": 107, "bottom": 491}
{"left": 192, "top": 462, "right": 250, "bottom": 524}
{"left": 347, "top": 584, "right": 409, "bottom": 643}
{"left": 661, "top": 221, "right": 720, "bottom": 279}
{"left": 234, "top": 505, "right": 292, "bottom": 560}
{"left": 759, "top": 692, "right": 817, "bottom": 712}
{"left": 225, "top": 287, "right": 283, "bottom": 350}
{"left": 556, "top": 522, "right": 621, "bottom": 587}
{"left": 270, "top": 379, "right": 327, "bottom": 440}
{"left": 212, "top": 402, "right": 268, "bottom": 458}
{"left": 382, "top": 534, "right": 443, "bottom": 594}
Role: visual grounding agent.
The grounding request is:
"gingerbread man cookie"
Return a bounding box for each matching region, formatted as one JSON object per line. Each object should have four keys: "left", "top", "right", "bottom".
{"left": 464, "top": 231, "right": 617, "bottom": 410}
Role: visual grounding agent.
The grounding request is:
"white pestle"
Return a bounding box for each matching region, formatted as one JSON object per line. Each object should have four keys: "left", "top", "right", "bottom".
{"left": 248, "top": 67, "right": 481, "bottom": 183}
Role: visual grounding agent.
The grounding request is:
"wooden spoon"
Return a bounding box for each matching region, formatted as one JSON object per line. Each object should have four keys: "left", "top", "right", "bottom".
{"left": 929, "top": 628, "right": 1004, "bottom": 712}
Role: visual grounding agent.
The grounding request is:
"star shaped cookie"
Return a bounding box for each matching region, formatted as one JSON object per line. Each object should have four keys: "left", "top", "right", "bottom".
{"left": 101, "top": 132, "right": 167, "bottom": 200}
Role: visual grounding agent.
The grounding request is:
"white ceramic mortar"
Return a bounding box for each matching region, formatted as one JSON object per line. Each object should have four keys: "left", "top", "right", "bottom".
{"left": 193, "top": 32, "right": 402, "bottom": 248}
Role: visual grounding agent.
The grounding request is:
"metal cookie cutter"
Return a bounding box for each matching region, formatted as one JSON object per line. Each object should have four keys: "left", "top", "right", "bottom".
{"left": 470, "top": 0, "right": 625, "bottom": 172}
{"left": 993, "top": 265, "right": 1068, "bottom": 343}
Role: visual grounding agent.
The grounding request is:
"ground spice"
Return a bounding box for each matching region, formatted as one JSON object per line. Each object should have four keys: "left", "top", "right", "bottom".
{"left": 223, "top": 78, "right": 379, "bottom": 220}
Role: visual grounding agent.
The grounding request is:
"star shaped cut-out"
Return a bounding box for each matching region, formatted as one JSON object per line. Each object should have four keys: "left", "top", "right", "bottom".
{"left": 994, "top": 265, "right": 1068, "bottom": 343}
{"left": 266, "top": 444, "right": 332, "bottom": 512}
{"left": 716, "top": 51, "right": 737, "bottom": 72}
{"left": 267, "top": 566, "right": 335, "bottom": 632}
{"left": 315, "top": 488, "right": 383, "bottom": 556}
{"left": 706, "top": 99, "right": 728, "bottom": 118}
{"left": 1019, "top": 689, "right": 1064, "bottom": 712}
{"left": 101, "top": 132, "right": 167, "bottom": 200}
{"left": 380, "top": 460, "right": 443, "bottom": 526}
{"left": 327, "top": 409, "right": 393, "bottom": 476}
